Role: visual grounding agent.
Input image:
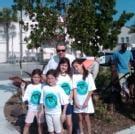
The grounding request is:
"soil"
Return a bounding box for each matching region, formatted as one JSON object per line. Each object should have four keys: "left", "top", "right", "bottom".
{"left": 4, "top": 93, "right": 135, "bottom": 134}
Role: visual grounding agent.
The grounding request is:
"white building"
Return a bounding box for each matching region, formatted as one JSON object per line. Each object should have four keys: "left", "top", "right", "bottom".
{"left": 0, "top": 12, "right": 38, "bottom": 63}
{"left": 117, "top": 26, "right": 135, "bottom": 49}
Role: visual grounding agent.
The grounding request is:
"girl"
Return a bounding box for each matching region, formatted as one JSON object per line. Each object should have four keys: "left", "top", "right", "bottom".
{"left": 72, "top": 59, "right": 96, "bottom": 134}
{"left": 22, "top": 69, "right": 44, "bottom": 134}
{"left": 40, "top": 69, "right": 68, "bottom": 134}
{"left": 56, "top": 57, "right": 73, "bottom": 134}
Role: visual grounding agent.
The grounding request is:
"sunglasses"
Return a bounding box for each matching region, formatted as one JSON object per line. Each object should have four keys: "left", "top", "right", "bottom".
{"left": 57, "top": 49, "right": 66, "bottom": 52}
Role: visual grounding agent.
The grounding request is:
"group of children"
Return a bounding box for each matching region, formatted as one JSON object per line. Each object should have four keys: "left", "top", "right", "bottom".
{"left": 22, "top": 57, "right": 96, "bottom": 134}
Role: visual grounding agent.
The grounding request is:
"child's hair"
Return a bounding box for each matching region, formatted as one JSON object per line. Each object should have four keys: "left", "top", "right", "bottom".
{"left": 31, "top": 68, "right": 42, "bottom": 77}
{"left": 46, "top": 69, "right": 57, "bottom": 78}
{"left": 56, "top": 57, "right": 72, "bottom": 76}
{"left": 72, "top": 58, "right": 88, "bottom": 80}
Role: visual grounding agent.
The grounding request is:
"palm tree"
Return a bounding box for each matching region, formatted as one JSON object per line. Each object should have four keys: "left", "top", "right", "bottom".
{"left": 0, "top": 8, "right": 17, "bottom": 61}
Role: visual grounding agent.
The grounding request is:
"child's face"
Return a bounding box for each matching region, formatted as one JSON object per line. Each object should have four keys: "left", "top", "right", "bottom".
{"left": 60, "top": 63, "right": 68, "bottom": 74}
{"left": 46, "top": 74, "right": 56, "bottom": 86}
{"left": 32, "top": 74, "right": 41, "bottom": 84}
{"left": 73, "top": 62, "right": 83, "bottom": 74}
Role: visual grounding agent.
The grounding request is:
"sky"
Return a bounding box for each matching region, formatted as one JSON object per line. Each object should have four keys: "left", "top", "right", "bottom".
{"left": 115, "top": 0, "right": 135, "bottom": 26}
{"left": 0, "top": 0, "right": 135, "bottom": 26}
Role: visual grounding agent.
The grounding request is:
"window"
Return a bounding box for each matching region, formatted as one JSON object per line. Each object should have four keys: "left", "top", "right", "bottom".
{"left": 121, "top": 37, "right": 124, "bottom": 43}
{"left": 126, "top": 37, "right": 129, "bottom": 43}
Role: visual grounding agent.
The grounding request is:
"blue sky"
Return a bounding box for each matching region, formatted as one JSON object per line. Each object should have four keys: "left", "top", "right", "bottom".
{"left": 0, "top": 0, "right": 135, "bottom": 26}
{"left": 115, "top": 0, "right": 135, "bottom": 26}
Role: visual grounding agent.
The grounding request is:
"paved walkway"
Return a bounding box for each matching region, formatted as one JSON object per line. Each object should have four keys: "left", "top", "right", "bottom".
{"left": 116, "top": 126, "right": 135, "bottom": 134}
{"left": 0, "top": 81, "right": 19, "bottom": 134}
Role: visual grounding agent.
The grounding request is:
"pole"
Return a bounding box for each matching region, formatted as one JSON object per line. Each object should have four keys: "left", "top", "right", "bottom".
{"left": 19, "top": 9, "right": 23, "bottom": 76}
{"left": 11, "top": 35, "right": 14, "bottom": 63}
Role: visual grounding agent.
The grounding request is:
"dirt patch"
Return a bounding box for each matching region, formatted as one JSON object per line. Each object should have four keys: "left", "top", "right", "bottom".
{"left": 4, "top": 94, "right": 135, "bottom": 134}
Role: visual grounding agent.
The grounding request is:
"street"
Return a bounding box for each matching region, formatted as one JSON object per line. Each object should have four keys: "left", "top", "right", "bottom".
{"left": 0, "top": 62, "right": 43, "bottom": 80}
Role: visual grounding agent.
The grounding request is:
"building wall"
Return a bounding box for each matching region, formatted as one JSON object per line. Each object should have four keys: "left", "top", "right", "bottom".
{"left": 117, "top": 27, "right": 130, "bottom": 44}
{"left": 117, "top": 26, "right": 135, "bottom": 47}
{"left": 0, "top": 11, "right": 37, "bottom": 63}
{"left": 0, "top": 22, "right": 29, "bottom": 63}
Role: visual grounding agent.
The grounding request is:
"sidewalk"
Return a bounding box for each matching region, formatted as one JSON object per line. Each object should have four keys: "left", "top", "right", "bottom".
{"left": 115, "top": 126, "right": 135, "bottom": 134}
{"left": 0, "top": 81, "right": 19, "bottom": 134}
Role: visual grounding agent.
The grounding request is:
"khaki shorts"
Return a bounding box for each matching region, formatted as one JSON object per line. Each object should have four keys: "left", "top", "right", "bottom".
{"left": 25, "top": 110, "right": 44, "bottom": 124}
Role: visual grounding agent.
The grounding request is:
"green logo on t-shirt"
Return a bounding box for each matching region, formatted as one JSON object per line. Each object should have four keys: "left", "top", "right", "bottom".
{"left": 30, "top": 90, "right": 41, "bottom": 105}
{"left": 45, "top": 93, "right": 57, "bottom": 108}
{"left": 77, "top": 81, "right": 88, "bottom": 95}
{"left": 61, "top": 82, "right": 71, "bottom": 95}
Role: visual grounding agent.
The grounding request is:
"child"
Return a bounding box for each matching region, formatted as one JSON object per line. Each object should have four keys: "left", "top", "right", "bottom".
{"left": 22, "top": 69, "right": 44, "bottom": 134}
{"left": 56, "top": 57, "right": 73, "bottom": 134}
{"left": 72, "top": 59, "right": 96, "bottom": 134}
{"left": 40, "top": 69, "right": 68, "bottom": 134}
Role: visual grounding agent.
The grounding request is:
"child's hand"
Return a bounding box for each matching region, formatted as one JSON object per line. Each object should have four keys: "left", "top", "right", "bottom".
{"left": 61, "top": 113, "right": 66, "bottom": 123}
{"left": 75, "top": 102, "right": 82, "bottom": 109}
{"left": 21, "top": 82, "right": 26, "bottom": 90}
{"left": 82, "top": 101, "right": 88, "bottom": 108}
{"left": 38, "top": 110, "right": 44, "bottom": 118}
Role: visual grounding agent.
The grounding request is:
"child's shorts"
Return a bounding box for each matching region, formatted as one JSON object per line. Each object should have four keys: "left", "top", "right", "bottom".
{"left": 66, "top": 104, "right": 73, "bottom": 115}
{"left": 25, "top": 110, "right": 44, "bottom": 124}
{"left": 62, "top": 104, "right": 73, "bottom": 115}
{"left": 45, "top": 114, "right": 62, "bottom": 133}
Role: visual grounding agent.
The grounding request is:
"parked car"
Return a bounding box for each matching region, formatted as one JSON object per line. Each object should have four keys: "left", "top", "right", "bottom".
{"left": 98, "top": 52, "right": 113, "bottom": 66}
{"left": 7, "top": 56, "right": 20, "bottom": 63}
{"left": 23, "top": 56, "right": 37, "bottom": 62}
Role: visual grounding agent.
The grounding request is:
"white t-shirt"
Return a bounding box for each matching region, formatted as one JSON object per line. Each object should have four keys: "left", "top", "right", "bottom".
{"left": 22, "top": 83, "right": 43, "bottom": 112}
{"left": 57, "top": 74, "right": 72, "bottom": 96}
{"left": 72, "top": 73, "right": 96, "bottom": 113}
{"left": 42, "top": 53, "right": 75, "bottom": 74}
{"left": 40, "top": 85, "right": 69, "bottom": 115}
{"left": 57, "top": 74, "right": 73, "bottom": 104}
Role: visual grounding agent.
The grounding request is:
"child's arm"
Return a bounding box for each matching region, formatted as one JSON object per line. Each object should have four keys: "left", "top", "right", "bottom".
{"left": 39, "top": 89, "right": 44, "bottom": 113}
{"left": 82, "top": 74, "right": 96, "bottom": 108}
{"left": 22, "top": 85, "right": 30, "bottom": 102}
{"left": 39, "top": 104, "right": 44, "bottom": 114}
{"left": 61, "top": 104, "right": 67, "bottom": 123}
{"left": 20, "top": 81, "right": 27, "bottom": 96}
{"left": 82, "top": 91, "right": 93, "bottom": 108}
{"left": 73, "top": 88, "right": 81, "bottom": 109}
{"left": 69, "top": 90, "right": 73, "bottom": 103}
{"left": 37, "top": 104, "right": 45, "bottom": 120}
{"left": 59, "top": 86, "right": 68, "bottom": 122}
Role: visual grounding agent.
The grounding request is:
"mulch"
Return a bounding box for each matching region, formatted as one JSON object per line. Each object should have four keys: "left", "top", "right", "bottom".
{"left": 4, "top": 94, "right": 135, "bottom": 134}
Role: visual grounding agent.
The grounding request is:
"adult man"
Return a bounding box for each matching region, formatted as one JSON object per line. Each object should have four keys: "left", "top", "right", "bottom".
{"left": 42, "top": 42, "right": 75, "bottom": 76}
{"left": 112, "top": 43, "right": 133, "bottom": 96}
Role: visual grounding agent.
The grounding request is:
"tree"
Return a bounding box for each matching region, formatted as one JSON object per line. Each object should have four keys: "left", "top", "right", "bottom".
{"left": 0, "top": 8, "right": 17, "bottom": 59}
{"left": 12, "top": 0, "right": 63, "bottom": 50}
{"left": 66, "top": 0, "right": 134, "bottom": 55}
{"left": 67, "top": 0, "right": 96, "bottom": 55}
